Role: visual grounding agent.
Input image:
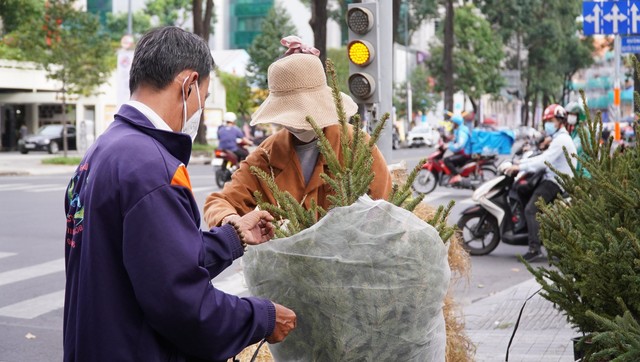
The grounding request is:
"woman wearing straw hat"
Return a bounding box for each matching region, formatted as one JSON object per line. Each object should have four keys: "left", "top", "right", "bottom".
{"left": 204, "top": 36, "right": 392, "bottom": 228}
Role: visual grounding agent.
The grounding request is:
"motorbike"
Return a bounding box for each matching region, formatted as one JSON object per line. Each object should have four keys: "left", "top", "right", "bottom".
{"left": 213, "top": 139, "right": 251, "bottom": 188}
{"left": 456, "top": 161, "right": 569, "bottom": 256}
{"left": 412, "top": 139, "right": 498, "bottom": 194}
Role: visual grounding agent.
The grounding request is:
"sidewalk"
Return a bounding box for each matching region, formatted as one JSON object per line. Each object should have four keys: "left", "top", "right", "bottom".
{"left": 0, "top": 152, "right": 212, "bottom": 176}
{"left": 465, "top": 277, "right": 578, "bottom": 362}
{"left": 0, "top": 153, "right": 78, "bottom": 176}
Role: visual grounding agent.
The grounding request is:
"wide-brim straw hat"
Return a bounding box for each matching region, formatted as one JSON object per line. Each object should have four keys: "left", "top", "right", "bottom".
{"left": 250, "top": 53, "right": 358, "bottom": 130}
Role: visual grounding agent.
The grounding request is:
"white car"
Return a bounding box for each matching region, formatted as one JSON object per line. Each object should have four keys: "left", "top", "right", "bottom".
{"left": 406, "top": 124, "right": 440, "bottom": 148}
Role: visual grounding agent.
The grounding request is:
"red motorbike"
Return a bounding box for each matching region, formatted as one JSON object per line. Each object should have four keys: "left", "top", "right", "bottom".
{"left": 213, "top": 139, "right": 252, "bottom": 188}
{"left": 412, "top": 139, "right": 497, "bottom": 194}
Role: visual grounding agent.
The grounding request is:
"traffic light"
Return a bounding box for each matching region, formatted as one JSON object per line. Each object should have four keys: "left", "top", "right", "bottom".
{"left": 346, "top": 2, "right": 380, "bottom": 104}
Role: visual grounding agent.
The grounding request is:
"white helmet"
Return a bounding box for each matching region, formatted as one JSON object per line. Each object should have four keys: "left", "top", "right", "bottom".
{"left": 223, "top": 112, "right": 237, "bottom": 123}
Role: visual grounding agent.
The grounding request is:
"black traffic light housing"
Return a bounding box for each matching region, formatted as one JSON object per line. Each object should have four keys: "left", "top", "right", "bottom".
{"left": 346, "top": 2, "right": 380, "bottom": 104}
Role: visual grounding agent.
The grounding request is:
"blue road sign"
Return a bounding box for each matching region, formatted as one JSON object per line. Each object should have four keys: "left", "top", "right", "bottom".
{"left": 621, "top": 35, "right": 640, "bottom": 53}
{"left": 583, "top": 1, "right": 640, "bottom": 35}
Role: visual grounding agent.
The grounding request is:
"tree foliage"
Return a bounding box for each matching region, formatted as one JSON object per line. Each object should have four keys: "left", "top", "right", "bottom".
{"left": 105, "top": 11, "right": 152, "bottom": 42}
{"left": 393, "top": 65, "right": 440, "bottom": 120}
{"left": 526, "top": 90, "right": 640, "bottom": 359}
{"left": 12, "top": 1, "right": 113, "bottom": 96}
{"left": 326, "top": 47, "right": 349, "bottom": 95}
{"left": 217, "top": 71, "right": 253, "bottom": 124}
{"left": 145, "top": 0, "right": 191, "bottom": 27}
{"left": 0, "top": 0, "right": 43, "bottom": 35}
{"left": 246, "top": 4, "right": 297, "bottom": 90}
{"left": 474, "top": 0, "right": 592, "bottom": 124}
{"left": 393, "top": 0, "right": 438, "bottom": 46}
{"left": 0, "top": 0, "right": 45, "bottom": 60}
{"left": 427, "top": 4, "right": 504, "bottom": 114}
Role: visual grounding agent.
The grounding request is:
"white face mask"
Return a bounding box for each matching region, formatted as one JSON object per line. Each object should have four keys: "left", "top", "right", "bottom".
{"left": 181, "top": 77, "right": 203, "bottom": 142}
{"left": 567, "top": 114, "right": 577, "bottom": 126}
{"left": 285, "top": 126, "right": 317, "bottom": 143}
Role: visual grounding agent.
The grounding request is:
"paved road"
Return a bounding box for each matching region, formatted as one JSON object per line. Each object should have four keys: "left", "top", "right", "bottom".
{"left": 0, "top": 147, "right": 533, "bottom": 361}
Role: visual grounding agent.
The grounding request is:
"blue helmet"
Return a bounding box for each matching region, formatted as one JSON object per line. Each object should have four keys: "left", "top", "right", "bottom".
{"left": 451, "top": 115, "right": 464, "bottom": 126}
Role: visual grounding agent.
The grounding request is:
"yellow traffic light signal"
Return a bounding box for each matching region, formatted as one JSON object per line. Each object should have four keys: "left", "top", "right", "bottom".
{"left": 347, "top": 40, "right": 374, "bottom": 66}
{"left": 346, "top": 3, "right": 379, "bottom": 104}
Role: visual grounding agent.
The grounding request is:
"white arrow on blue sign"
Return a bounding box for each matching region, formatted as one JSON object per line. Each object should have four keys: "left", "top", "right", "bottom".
{"left": 583, "top": 1, "right": 640, "bottom": 35}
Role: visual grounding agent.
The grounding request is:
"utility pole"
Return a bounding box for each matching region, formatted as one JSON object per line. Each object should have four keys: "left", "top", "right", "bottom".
{"left": 127, "top": 0, "right": 132, "bottom": 35}
{"left": 377, "top": 0, "right": 393, "bottom": 161}
{"left": 404, "top": 0, "right": 412, "bottom": 134}
{"left": 614, "top": 35, "right": 621, "bottom": 141}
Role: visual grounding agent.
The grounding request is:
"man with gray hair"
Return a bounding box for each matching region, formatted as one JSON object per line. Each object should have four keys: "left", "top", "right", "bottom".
{"left": 63, "top": 27, "right": 296, "bottom": 362}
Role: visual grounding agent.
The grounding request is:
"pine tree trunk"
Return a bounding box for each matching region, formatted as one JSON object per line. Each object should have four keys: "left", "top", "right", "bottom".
{"left": 309, "top": 0, "right": 328, "bottom": 65}
{"left": 443, "top": 0, "right": 455, "bottom": 113}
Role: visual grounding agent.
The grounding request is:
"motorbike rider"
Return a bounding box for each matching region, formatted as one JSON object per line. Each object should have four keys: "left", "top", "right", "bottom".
{"left": 443, "top": 114, "right": 472, "bottom": 184}
{"left": 218, "top": 111, "right": 252, "bottom": 162}
{"left": 565, "top": 101, "right": 590, "bottom": 177}
{"left": 505, "top": 104, "right": 577, "bottom": 262}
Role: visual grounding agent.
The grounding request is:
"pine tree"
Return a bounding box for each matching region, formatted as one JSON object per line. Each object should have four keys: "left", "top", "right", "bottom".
{"left": 525, "top": 89, "right": 640, "bottom": 359}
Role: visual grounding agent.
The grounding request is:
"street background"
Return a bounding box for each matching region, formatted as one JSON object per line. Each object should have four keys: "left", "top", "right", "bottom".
{"left": 0, "top": 146, "right": 574, "bottom": 361}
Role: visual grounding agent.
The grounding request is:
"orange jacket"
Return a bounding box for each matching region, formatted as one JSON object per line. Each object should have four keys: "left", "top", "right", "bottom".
{"left": 204, "top": 124, "right": 392, "bottom": 227}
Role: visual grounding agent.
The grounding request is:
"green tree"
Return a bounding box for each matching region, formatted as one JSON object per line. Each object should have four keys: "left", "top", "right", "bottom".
{"left": 0, "top": 0, "right": 44, "bottom": 60}
{"left": 11, "top": 0, "right": 113, "bottom": 157}
{"left": 218, "top": 71, "right": 252, "bottom": 125}
{"left": 105, "top": 11, "right": 152, "bottom": 42}
{"left": 393, "top": 0, "right": 438, "bottom": 46}
{"left": 393, "top": 65, "right": 439, "bottom": 120}
{"left": 474, "top": 0, "right": 590, "bottom": 125}
{"left": 427, "top": 4, "right": 504, "bottom": 115}
{"left": 246, "top": 4, "right": 297, "bottom": 90}
{"left": 0, "top": 0, "right": 43, "bottom": 35}
{"left": 145, "top": 0, "right": 191, "bottom": 26}
{"left": 326, "top": 47, "right": 349, "bottom": 94}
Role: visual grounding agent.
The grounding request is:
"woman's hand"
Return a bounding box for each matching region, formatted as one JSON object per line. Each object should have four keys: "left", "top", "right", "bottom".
{"left": 232, "top": 211, "right": 275, "bottom": 245}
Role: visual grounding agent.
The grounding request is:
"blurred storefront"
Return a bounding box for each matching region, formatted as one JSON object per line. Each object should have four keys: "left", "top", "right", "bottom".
{"left": 0, "top": 59, "right": 226, "bottom": 152}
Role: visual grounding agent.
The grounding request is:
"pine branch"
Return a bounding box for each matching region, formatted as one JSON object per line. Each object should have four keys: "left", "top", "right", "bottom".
{"left": 307, "top": 115, "right": 343, "bottom": 177}
{"left": 326, "top": 59, "right": 351, "bottom": 167}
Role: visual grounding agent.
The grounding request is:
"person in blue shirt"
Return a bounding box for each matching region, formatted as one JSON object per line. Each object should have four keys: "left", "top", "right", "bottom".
{"left": 218, "top": 111, "right": 252, "bottom": 162}
{"left": 443, "top": 114, "right": 472, "bottom": 184}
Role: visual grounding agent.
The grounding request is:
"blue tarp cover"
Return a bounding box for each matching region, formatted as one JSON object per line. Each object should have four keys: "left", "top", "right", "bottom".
{"left": 470, "top": 129, "right": 515, "bottom": 155}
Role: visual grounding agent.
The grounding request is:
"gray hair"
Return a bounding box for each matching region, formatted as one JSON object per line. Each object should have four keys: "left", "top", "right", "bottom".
{"left": 129, "top": 27, "right": 214, "bottom": 92}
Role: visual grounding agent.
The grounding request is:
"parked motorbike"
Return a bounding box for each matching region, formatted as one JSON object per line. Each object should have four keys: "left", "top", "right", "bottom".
{"left": 412, "top": 139, "right": 498, "bottom": 194}
{"left": 456, "top": 162, "right": 569, "bottom": 256}
{"left": 213, "top": 140, "right": 251, "bottom": 188}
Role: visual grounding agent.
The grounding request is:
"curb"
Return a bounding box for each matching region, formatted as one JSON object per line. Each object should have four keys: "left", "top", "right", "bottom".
{"left": 0, "top": 171, "right": 29, "bottom": 177}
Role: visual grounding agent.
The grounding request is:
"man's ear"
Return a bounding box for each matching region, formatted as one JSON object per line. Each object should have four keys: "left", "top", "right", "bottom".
{"left": 182, "top": 71, "right": 199, "bottom": 98}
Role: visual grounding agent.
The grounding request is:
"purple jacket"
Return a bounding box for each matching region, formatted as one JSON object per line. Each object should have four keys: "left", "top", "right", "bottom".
{"left": 63, "top": 105, "right": 275, "bottom": 361}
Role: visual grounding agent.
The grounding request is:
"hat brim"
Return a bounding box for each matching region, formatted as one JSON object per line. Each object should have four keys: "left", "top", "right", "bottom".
{"left": 250, "top": 86, "right": 358, "bottom": 130}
